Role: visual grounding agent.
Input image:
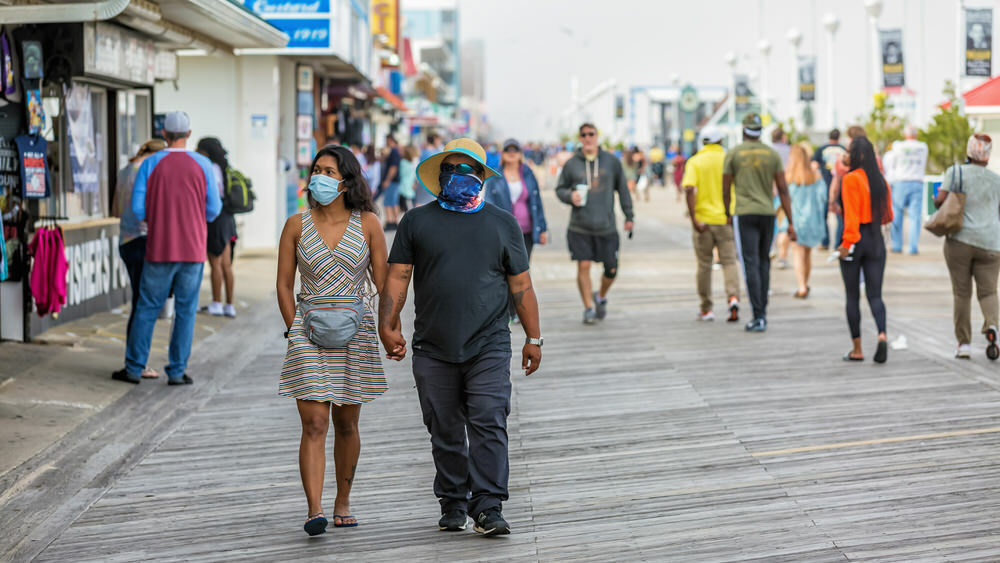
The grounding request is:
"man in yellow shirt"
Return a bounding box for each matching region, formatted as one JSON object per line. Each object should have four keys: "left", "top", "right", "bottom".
{"left": 682, "top": 126, "right": 740, "bottom": 322}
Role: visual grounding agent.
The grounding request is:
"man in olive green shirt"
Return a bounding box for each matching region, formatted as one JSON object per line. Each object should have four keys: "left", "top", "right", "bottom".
{"left": 722, "top": 113, "right": 796, "bottom": 332}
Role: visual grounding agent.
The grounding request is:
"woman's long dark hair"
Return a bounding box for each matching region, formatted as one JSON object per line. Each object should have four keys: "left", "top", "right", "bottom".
{"left": 848, "top": 136, "right": 889, "bottom": 225}
{"left": 196, "top": 137, "right": 229, "bottom": 171}
{"left": 308, "top": 145, "right": 377, "bottom": 214}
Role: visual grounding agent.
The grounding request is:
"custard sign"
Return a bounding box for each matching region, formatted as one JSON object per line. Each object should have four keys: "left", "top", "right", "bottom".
{"left": 245, "top": 0, "right": 333, "bottom": 50}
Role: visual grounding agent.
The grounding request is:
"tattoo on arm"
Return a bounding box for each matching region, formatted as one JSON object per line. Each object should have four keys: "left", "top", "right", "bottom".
{"left": 344, "top": 463, "right": 357, "bottom": 486}
{"left": 378, "top": 294, "right": 395, "bottom": 326}
{"left": 397, "top": 265, "right": 412, "bottom": 280}
{"left": 512, "top": 285, "right": 533, "bottom": 309}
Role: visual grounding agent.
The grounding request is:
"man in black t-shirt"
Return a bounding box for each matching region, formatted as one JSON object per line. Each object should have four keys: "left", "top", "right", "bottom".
{"left": 380, "top": 138, "right": 543, "bottom": 537}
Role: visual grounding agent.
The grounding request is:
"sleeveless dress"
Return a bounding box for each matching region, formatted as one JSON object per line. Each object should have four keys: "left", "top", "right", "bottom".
{"left": 279, "top": 210, "right": 387, "bottom": 404}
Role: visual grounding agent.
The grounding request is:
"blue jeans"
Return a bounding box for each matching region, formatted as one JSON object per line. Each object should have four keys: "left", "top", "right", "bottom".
{"left": 891, "top": 180, "right": 924, "bottom": 254}
{"left": 125, "top": 261, "right": 204, "bottom": 379}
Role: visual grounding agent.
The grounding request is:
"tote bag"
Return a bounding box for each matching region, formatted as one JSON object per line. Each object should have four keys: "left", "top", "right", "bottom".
{"left": 925, "top": 165, "right": 965, "bottom": 237}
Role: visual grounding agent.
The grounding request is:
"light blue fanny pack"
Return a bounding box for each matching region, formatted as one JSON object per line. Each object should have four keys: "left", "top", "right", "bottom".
{"left": 297, "top": 296, "right": 365, "bottom": 349}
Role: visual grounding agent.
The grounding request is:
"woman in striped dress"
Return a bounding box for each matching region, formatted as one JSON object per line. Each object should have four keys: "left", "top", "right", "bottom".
{"left": 276, "top": 145, "right": 388, "bottom": 535}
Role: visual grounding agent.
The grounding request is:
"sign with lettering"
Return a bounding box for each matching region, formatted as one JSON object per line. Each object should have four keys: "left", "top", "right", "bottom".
{"left": 880, "top": 29, "right": 905, "bottom": 88}
{"left": 798, "top": 56, "right": 816, "bottom": 102}
{"left": 82, "top": 22, "right": 155, "bottom": 86}
{"left": 965, "top": 8, "right": 992, "bottom": 77}
{"left": 246, "top": 0, "right": 329, "bottom": 14}
{"left": 0, "top": 138, "right": 18, "bottom": 192}
{"left": 245, "top": 0, "right": 334, "bottom": 51}
{"left": 371, "top": 0, "right": 399, "bottom": 51}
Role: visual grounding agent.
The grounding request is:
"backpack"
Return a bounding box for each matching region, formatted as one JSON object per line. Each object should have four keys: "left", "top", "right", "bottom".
{"left": 223, "top": 167, "right": 255, "bottom": 214}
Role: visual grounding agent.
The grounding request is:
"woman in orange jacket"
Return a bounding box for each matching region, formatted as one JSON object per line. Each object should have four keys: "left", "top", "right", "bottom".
{"left": 838, "top": 136, "right": 894, "bottom": 363}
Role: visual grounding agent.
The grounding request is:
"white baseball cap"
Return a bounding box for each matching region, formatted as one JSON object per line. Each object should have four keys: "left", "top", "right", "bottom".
{"left": 700, "top": 125, "right": 723, "bottom": 144}
{"left": 163, "top": 111, "right": 191, "bottom": 133}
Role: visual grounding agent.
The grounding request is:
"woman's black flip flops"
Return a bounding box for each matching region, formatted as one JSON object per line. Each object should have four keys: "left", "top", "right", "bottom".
{"left": 874, "top": 340, "right": 888, "bottom": 364}
{"left": 843, "top": 353, "right": 864, "bottom": 362}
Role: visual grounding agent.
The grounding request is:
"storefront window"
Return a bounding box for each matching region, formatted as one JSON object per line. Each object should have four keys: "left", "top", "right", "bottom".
{"left": 117, "top": 90, "right": 151, "bottom": 171}
{"left": 61, "top": 87, "right": 108, "bottom": 219}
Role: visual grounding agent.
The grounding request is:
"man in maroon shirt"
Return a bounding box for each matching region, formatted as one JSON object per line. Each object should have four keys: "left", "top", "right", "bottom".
{"left": 112, "top": 111, "right": 221, "bottom": 385}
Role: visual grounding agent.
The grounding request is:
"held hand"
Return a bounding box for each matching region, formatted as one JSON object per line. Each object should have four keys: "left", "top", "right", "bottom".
{"left": 786, "top": 224, "right": 797, "bottom": 242}
{"left": 379, "top": 328, "right": 407, "bottom": 361}
{"left": 571, "top": 191, "right": 583, "bottom": 206}
{"left": 829, "top": 202, "right": 842, "bottom": 215}
{"left": 539, "top": 232, "right": 548, "bottom": 245}
{"left": 837, "top": 246, "right": 850, "bottom": 260}
{"left": 624, "top": 221, "right": 634, "bottom": 233}
{"left": 522, "top": 343, "right": 542, "bottom": 376}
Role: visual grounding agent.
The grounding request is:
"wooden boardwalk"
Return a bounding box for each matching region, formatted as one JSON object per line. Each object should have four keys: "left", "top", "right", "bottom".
{"left": 18, "top": 188, "right": 1000, "bottom": 561}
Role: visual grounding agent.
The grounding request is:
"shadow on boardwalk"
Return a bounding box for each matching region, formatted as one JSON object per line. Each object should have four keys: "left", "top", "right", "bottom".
{"left": 15, "top": 189, "right": 1000, "bottom": 561}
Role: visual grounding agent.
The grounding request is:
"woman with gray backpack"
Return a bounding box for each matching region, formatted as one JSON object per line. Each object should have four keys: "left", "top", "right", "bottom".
{"left": 276, "top": 145, "right": 389, "bottom": 536}
{"left": 933, "top": 134, "right": 1000, "bottom": 360}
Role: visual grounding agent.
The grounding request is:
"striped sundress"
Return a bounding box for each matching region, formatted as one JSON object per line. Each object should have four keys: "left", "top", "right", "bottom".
{"left": 279, "top": 209, "right": 387, "bottom": 404}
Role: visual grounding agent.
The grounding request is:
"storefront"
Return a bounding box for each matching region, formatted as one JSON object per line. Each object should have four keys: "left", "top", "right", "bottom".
{"left": 0, "top": 2, "right": 286, "bottom": 342}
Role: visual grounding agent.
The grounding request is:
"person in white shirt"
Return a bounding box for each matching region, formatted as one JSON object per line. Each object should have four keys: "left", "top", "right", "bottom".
{"left": 884, "top": 126, "right": 929, "bottom": 254}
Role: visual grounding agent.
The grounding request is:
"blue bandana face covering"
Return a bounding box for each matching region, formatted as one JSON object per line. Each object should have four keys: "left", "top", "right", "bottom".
{"left": 308, "top": 174, "right": 343, "bottom": 206}
{"left": 437, "top": 172, "right": 484, "bottom": 213}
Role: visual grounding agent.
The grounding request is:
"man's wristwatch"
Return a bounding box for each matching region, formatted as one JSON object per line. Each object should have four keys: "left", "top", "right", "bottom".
{"left": 283, "top": 329, "right": 289, "bottom": 339}
{"left": 525, "top": 337, "right": 544, "bottom": 347}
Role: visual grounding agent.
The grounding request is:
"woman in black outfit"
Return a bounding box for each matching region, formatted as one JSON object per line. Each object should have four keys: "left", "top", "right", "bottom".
{"left": 196, "top": 137, "right": 239, "bottom": 318}
{"left": 838, "top": 136, "right": 893, "bottom": 363}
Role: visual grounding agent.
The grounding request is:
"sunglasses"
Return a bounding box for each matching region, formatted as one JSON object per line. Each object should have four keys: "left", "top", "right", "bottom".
{"left": 580, "top": 131, "right": 597, "bottom": 138}
{"left": 503, "top": 146, "right": 520, "bottom": 153}
{"left": 440, "top": 162, "right": 484, "bottom": 175}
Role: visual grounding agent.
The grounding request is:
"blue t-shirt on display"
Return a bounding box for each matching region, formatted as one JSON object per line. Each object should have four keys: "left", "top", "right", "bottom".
{"left": 14, "top": 135, "right": 49, "bottom": 199}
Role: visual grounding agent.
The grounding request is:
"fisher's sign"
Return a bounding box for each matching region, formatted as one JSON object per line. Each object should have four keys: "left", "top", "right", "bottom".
{"left": 64, "top": 229, "right": 129, "bottom": 308}
{"left": 245, "top": 0, "right": 329, "bottom": 14}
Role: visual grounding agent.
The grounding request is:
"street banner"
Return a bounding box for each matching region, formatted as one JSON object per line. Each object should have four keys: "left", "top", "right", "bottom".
{"left": 798, "top": 56, "right": 816, "bottom": 102}
{"left": 880, "top": 29, "right": 905, "bottom": 87}
{"left": 733, "top": 74, "right": 751, "bottom": 112}
{"left": 965, "top": 8, "right": 993, "bottom": 77}
{"left": 65, "top": 85, "right": 99, "bottom": 193}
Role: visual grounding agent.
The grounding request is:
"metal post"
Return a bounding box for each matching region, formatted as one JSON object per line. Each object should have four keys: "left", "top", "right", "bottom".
{"left": 865, "top": 0, "right": 884, "bottom": 96}
{"left": 758, "top": 39, "right": 771, "bottom": 122}
{"left": 823, "top": 13, "right": 840, "bottom": 128}
{"left": 787, "top": 28, "right": 802, "bottom": 126}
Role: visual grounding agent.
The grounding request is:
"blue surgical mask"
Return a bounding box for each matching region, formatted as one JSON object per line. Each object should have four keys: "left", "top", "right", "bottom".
{"left": 308, "top": 174, "right": 343, "bottom": 206}
{"left": 437, "top": 172, "right": 484, "bottom": 213}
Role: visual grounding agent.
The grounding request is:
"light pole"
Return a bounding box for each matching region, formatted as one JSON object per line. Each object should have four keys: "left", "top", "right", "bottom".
{"left": 758, "top": 39, "right": 771, "bottom": 123}
{"left": 865, "top": 0, "right": 884, "bottom": 96}
{"left": 823, "top": 13, "right": 840, "bottom": 128}
{"left": 787, "top": 27, "right": 802, "bottom": 127}
{"left": 725, "top": 51, "right": 738, "bottom": 144}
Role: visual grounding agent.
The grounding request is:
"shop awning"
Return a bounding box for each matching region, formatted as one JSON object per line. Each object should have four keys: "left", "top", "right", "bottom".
{"left": 0, "top": 0, "right": 287, "bottom": 51}
{"left": 942, "top": 75, "right": 1000, "bottom": 114}
{"left": 151, "top": 0, "right": 287, "bottom": 49}
{"left": 376, "top": 87, "right": 408, "bottom": 112}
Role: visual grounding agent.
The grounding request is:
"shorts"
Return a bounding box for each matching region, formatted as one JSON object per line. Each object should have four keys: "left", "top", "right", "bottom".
{"left": 567, "top": 230, "right": 619, "bottom": 268}
{"left": 207, "top": 211, "right": 237, "bottom": 257}
{"left": 382, "top": 181, "right": 400, "bottom": 207}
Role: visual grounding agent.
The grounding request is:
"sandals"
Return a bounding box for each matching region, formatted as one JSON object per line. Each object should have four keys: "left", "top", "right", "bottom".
{"left": 304, "top": 512, "right": 328, "bottom": 536}
{"left": 333, "top": 514, "right": 359, "bottom": 528}
{"left": 874, "top": 340, "right": 888, "bottom": 364}
{"left": 843, "top": 352, "right": 864, "bottom": 362}
{"left": 794, "top": 287, "right": 810, "bottom": 299}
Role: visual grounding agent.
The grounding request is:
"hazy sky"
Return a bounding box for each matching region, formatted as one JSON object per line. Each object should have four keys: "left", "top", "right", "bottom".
{"left": 460, "top": 0, "right": 994, "bottom": 142}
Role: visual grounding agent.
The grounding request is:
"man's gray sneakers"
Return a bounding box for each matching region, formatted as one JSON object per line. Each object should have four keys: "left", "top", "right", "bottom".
{"left": 473, "top": 508, "right": 510, "bottom": 536}
{"left": 593, "top": 291, "right": 608, "bottom": 320}
{"left": 439, "top": 510, "right": 468, "bottom": 531}
{"left": 583, "top": 308, "right": 597, "bottom": 325}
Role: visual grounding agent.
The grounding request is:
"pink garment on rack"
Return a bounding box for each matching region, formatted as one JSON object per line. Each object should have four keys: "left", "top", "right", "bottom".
{"left": 28, "top": 227, "right": 68, "bottom": 316}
